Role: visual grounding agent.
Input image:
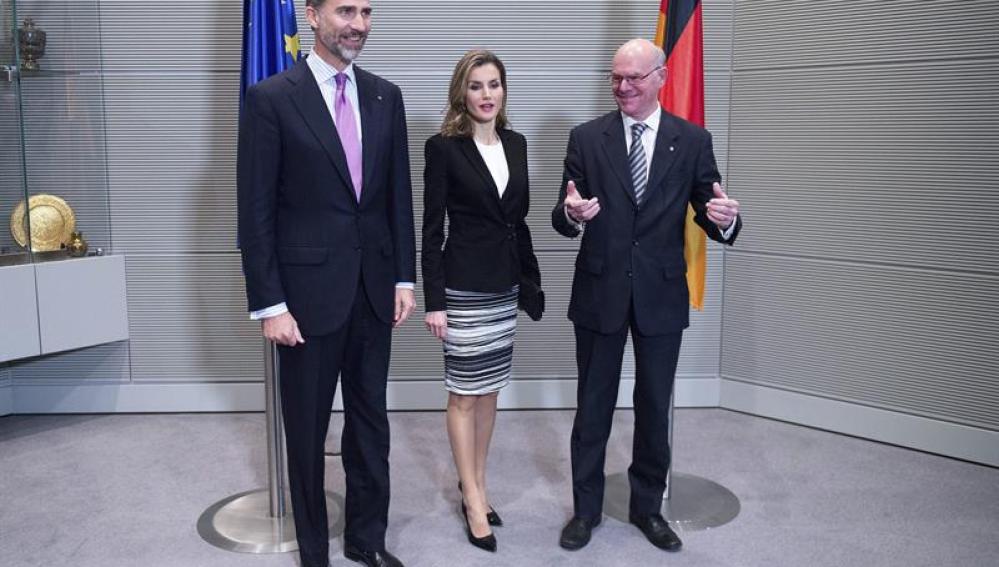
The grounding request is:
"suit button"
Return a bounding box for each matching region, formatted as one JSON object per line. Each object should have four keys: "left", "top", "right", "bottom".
{"left": 633, "top": 240, "right": 639, "bottom": 247}
{"left": 508, "top": 234, "right": 514, "bottom": 240}
{"left": 507, "top": 223, "right": 513, "bottom": 228}
{"left": 627, "top": 271, "right": 633, "bottom": 278}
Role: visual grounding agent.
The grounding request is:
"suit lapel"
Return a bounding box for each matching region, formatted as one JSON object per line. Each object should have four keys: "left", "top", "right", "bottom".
{"left": 646, "top": 110, "right": 680, "bottom": 199}
{"left": 355, "top": 66, "right": 380, "bottom": 206}
{"left": 497, "top": 129, "right": 520, "bottom": 207}
{"left": 458, "top": 136, "right": 504, "bottom": 213}
{"left": 287, "top": 59, "right": 354, "bottom": 197}
{"left": 600, "top": 113, "right": 637, "bottom": 206}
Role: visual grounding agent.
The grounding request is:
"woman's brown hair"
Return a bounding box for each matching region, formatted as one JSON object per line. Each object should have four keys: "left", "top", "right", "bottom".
{"left": 440, "top": 50, "right": 509, "bottom": 137}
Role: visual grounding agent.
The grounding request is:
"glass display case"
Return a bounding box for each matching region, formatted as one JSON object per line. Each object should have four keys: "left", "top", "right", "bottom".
{"left": 1, "top": 0, "right": 111, "bottom": 266}
{"left": 1, "top": 0, "right": 126, "bottom": 363}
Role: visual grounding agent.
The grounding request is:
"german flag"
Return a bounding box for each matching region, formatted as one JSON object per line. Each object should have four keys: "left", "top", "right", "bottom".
{"left": 655, "top": 0, "right": 708, "bottom": 310}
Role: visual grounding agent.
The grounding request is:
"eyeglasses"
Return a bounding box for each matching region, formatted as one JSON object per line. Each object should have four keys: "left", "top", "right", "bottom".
{"left": 607, "top": 66, "right": 664, "bottom": 87}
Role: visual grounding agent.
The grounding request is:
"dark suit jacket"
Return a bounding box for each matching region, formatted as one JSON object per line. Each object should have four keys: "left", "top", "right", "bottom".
{"left": 551, "top": 109, "right": 741, "bottom": 336}
{"left": 421, "top": 129, "right": 540, "bottom": 313}
{"left": 238, "top": 59, "right": 416, "bottom": 336}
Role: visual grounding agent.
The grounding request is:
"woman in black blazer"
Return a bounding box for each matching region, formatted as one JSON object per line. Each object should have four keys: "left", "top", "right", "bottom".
{"left": 421, "top": 50, "right": 542, "bottom": 553}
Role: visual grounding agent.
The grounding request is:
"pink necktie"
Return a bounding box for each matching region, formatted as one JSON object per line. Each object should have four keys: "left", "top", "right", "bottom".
{"left": 334, "top": 73, "right": 362, "bottom": 200}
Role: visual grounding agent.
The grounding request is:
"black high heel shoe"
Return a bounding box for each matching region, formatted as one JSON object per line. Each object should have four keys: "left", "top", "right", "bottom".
{"left": 458, "top": 481, "right": 503, "bottom": 527}
{"left": 461, "top": 497, "right": 497, "bottom": 552}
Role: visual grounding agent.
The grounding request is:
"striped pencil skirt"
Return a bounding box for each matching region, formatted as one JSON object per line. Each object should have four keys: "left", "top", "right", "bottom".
{"left": 443, "top": 286, "right": 519, "bottom": 395}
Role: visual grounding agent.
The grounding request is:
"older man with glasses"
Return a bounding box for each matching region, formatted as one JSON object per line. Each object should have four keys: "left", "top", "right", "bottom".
{"left": 552, "top": 38, "right": 742, "bottom": 553}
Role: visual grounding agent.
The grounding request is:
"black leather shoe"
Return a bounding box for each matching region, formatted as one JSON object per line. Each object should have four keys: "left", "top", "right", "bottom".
{"left": 459, "top": 481, "right": 503, "bottom": 526}
{"left": 343, "top": 543, "right": 404, "bottom": 567}
{"left": 559, "top": 515, "right": 600, "bottom": 550}
{"left": 629, "top": 513, "right": 682, "bottom": 551}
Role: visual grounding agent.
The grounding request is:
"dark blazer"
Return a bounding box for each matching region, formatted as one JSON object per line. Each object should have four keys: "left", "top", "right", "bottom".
{"left": 238, "top": 59, "right": 416, "bottom": 336}
{"left": 421, "top": 129, "right": 540, "bottom": 313}
{"left": 552, "top": 109, "right": 741, "bottom": 335}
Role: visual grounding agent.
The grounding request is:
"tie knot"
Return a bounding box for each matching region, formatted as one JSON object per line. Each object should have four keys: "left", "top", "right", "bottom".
{"left": 631, "top": 122, "right": 648, "bottom": 138}
{"left": 334, "top": 72, "right": 348, "bottom": 89}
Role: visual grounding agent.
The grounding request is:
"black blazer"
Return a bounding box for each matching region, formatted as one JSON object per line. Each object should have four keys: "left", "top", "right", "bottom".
{"left": 552, "top": 110, "right": 741, "bottom": 335}
{"left": 237, "top": 59, "right": 416, "bottom": 335}
{"left": 421, "top": 129, "right": 540, "bottom": 313}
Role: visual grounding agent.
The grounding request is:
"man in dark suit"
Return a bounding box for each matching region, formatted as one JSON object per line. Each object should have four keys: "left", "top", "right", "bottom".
{"left": 553, "top": 38, "right": 741, "bottom": 553}
{"left": 237, "top": 1, "right": 414, "bottom": 566}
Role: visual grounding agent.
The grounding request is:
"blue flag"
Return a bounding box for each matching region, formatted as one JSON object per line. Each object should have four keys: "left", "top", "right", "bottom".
{"left": 240, "top": 0, "right": 301, "bottom": 103}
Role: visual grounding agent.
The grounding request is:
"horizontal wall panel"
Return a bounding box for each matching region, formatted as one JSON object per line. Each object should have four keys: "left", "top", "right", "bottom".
{"left": 727, "top": 58, "right": 999, "bottom": 274}
{"left": 733, "top": 0, "right": 999, "bottom": 71}
{"left": 9, "top": 341, "right": 130, "bottom": 384}
{"left": 103, "top": 74, "right": 239, "bottom": 253}
{"left": 96, "top": 1, "right": 733, "bottom": 74}
{"left": 97, "top": 0, "right": 242, "bottom": 73}
{"left": 125, "top": 254, "right": 263, "bottom": 382}
{"left": 721, "top": 251, "right": 999, "bottom": 431}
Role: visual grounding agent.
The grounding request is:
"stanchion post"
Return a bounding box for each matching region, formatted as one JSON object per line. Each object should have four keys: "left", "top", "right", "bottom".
{"left": 264, "top": 339, "right": 287, "bottom": 518}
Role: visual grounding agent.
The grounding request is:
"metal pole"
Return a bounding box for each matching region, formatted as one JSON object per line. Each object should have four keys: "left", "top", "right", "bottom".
{"left": 264, "top": 340, "right": 286, "bottom": 518}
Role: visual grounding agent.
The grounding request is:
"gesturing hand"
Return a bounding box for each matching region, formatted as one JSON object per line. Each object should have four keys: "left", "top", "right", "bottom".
{"left": 564, "top": 180, "right": 601, "bottom": 222}
{"left": 262, "top": 312, "right": 305, "bottom": 347}
{"left": 424, "top": 310, "right": 447, "bottom": 340}
{"left": 706, "top": 182, "right": 740, "bottom": 229}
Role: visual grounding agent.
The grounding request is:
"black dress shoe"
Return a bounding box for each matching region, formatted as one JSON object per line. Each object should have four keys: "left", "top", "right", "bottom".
{"left": 629, "top": 513, "right": 682, "bottom": 551}
{"left": 461, "top": 497, "right": 498, "bottom": 552}
{"left": 559, "top": 515, "right": 600, "bottom": 550}
{"left": 343, "top": 543, "right": 404, "bottom": 567}
{"left": 458, "top": 481, "right": 503, "bottom": 526}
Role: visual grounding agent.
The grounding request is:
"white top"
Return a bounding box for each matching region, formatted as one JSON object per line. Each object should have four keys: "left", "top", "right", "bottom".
{"left": 474, "top": 139, "right": 509, "bottom": 197}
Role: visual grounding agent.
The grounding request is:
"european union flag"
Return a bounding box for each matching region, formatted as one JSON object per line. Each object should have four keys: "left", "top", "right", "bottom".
{"left": 240, "top": 0, "right": 301, "bottom": 102}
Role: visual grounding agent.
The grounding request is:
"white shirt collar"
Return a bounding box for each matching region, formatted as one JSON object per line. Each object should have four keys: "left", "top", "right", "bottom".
{"left": 306, "top": 48, "right": 356, "bottom": 86}
{"left": 622, "top": 106, "right": 662, "bottom": 134}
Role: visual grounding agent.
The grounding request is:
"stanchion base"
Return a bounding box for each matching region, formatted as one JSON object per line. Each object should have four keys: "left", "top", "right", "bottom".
{"left": 198, "top": 489, "right": 344, "bottom": 553}
{"left": 603, "top": 472, "right": 739, "bottom": 532}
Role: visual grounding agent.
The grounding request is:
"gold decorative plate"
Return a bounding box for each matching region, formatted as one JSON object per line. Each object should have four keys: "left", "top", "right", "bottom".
{"left": 10, "top": 194, "right": 76, "bottom": 252}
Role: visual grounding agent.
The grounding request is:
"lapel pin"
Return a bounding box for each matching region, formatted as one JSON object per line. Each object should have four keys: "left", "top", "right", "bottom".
{"left": 669, "top": 145, "right": 675, "bottom": 152}
{"left": 377, "top": 95, "right": 383, "bottom": 101}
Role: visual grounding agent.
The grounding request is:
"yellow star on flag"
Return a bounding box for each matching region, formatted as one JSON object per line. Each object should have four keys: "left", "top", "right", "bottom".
{"left": 284, "top": 33, "right": 300, "bottom": 61}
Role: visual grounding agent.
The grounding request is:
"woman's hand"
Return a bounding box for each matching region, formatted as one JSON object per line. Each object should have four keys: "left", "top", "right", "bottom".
{"left": 425, "top": 310, "right": 447, "bottom": 340}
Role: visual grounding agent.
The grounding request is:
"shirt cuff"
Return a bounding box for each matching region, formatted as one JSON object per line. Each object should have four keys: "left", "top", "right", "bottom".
{"left": 395, "top": 282, "right": 415, "bottom": 290}
{"left": 721, "top": 219, "right": 737, "bottom": 241}
{"left": 250, "top": 302, "right": 288, "bottom": 321}
{"left": 564, "top": 206, "right": 585, "bottom": 233}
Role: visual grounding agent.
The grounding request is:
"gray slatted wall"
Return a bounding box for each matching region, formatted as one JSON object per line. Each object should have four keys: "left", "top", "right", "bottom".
{"left": 8, "top": 0, "right": 737, "bottom": 405}
{"left": 721, "top": 1, "right": 999, "bottom": 430}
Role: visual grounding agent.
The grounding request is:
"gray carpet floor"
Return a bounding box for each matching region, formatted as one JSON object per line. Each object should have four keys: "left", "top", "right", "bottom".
{"left": 1, "top": 409, "right": 997, "bottom": 567}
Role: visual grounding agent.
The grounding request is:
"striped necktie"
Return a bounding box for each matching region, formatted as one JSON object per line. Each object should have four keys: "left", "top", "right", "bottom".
{"left": 629, "top": 122, "right": 649, "bottom": 204}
